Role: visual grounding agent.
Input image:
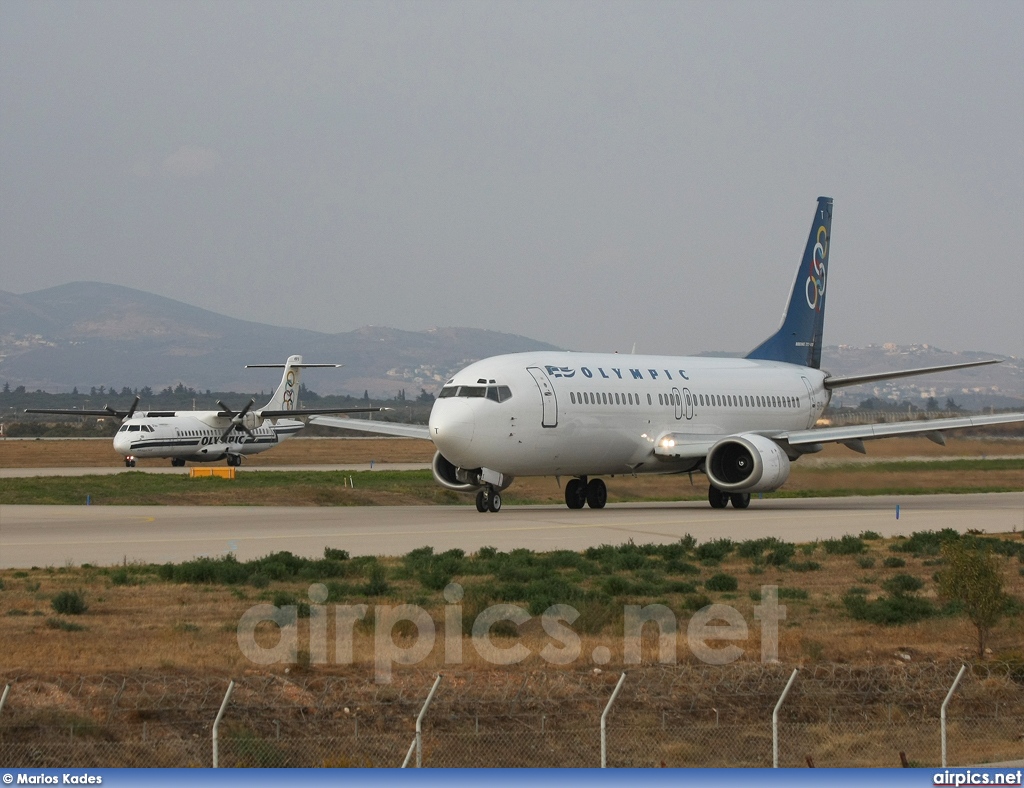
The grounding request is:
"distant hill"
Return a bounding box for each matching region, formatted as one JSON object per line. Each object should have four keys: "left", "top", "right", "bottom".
{"left": 0, "top": 283, "right": 560, "bottom": 396}
{"left": 0, "top": 283, "right": 1020, "bottom": 408}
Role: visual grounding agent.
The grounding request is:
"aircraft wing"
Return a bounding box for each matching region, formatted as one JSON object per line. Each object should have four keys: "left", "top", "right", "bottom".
{"left": 254, "top": 407, "right": 387, "bottom": 419}
{"left": 26, "top": 396, "right": 140, "bottom": 421}
{"left": 310, "top": 414, "right": 432, "bottom": 440}
{"left": 779, "top": 411, "right": 1024, "bottom": 450}
{"left": 823, "top": 359, "right": 1001, "bottom": 389}
{"left": 26, "top": 408, "right": 122, "bottom": 417}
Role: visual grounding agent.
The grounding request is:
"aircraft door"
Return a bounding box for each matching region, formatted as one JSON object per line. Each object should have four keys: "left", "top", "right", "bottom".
{"left": 526, "top": 367, "right": 558, "bottom": 428}
{"left": 682, "top": 387, "right": 694, "bottom": 420}
{"left": 800, "top": 376, "right": 818, "bottom": 429}
{"left": 672, "top": 387, "right": 683, "bottom": 420}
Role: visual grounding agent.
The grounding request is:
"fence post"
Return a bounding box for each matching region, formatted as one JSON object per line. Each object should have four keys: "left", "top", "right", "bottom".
{"left": 401, "top": 674, "right": 442, "bottom": 768}
{"left": 601, "top": 672, "right": 627, "bottom": 768}
{"left": 212, "top": 679, "right": 235, "bottom": 768}
{"left": 941, "top": 664, "right": 967, "bottom": 767}
{"left": 773, "top": 669, "right": 799, "bottom": 768}
{"left": 0, "top": 685, "right": 10, "bottom": 717}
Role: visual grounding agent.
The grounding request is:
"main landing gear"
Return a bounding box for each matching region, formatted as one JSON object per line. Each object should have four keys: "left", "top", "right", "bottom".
{"left": 226, "top": 455, "right": 243, "bottom": 467}
{"left": 171, "top": 458, "right": 186, "bottom": 467}
{"left": 708, "top": 486, "right": 750, "bottom": 509}
{"left": 564, "top": 477, "right": 607, "bottom": 510}
{"left": 475, "top": 486, "right": 502, "bottom": 513}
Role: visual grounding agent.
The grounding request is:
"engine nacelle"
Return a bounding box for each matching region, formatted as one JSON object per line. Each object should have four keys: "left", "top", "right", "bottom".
{"left": 706, "top": 433, "right": 791, "bottom": 493}
{"left": 431, "top": 451, "right": 482, "bottom": 493}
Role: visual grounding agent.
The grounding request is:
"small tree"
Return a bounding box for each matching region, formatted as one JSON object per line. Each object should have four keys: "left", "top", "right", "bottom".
{"left": 937, "top": 540, "right": 1006, "bottom": 657}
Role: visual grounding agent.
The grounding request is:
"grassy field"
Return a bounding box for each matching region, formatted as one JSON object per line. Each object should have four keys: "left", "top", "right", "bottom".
{"left": 1, "top": 434, "right": 1022, "bottom": 468}
{"left": 0, "top": 457, "right": 1021, "bottom": 505}
{"left": 1, "top": 530, "right": 1021, "bottom": 675}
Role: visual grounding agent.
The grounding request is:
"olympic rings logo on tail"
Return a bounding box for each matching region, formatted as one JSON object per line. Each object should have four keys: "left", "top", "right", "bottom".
{"left": 281, "top": 369, "right": 297, "bottom": 410}
{"left": 805, "top": 225, "right": 828, "bottom": 312}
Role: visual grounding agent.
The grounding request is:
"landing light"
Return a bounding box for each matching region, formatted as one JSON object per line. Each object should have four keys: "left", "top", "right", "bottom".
{"left": 660, "top": 438, "right": 676, "bottom": 448}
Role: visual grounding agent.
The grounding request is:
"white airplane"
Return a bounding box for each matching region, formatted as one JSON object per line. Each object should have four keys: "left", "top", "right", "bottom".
{"left": 26, "top": 355, "right": 382, "bottom": 467}
{"left": 313, "top": 197, "right": 1023, "bottom": 512}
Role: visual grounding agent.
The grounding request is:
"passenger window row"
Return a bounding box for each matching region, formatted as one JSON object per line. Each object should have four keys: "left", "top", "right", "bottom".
{"left": 568, "top": 390, "right": 802, "bottom": 411}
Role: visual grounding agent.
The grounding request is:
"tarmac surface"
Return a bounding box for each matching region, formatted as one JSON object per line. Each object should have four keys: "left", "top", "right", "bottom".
{"left": 0, "top": 463, "right": 430, "bottom": 477}
{"left": 1, "top": 492, "right": 1021, "bottom": 568}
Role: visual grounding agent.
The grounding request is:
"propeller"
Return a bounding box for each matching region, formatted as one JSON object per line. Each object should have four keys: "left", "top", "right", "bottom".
{"left": 218, "top": 398, "right": 257, "bottom": 442}
{"left": 104, "top": 396, "right": 140, "bottom": 422}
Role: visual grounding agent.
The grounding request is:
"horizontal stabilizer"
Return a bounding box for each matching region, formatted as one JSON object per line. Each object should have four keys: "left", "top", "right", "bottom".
{"left": 823, "top": 359, "right": 1001, "bottom": 389}
{"left": 781, "top": 411, "right": 1024, "bottom": 447}
{"left": 311, "top": 414, "right": 431, "bottom": 440}
{"left": 246, "top": 363, "right": 343, "bottom": 369}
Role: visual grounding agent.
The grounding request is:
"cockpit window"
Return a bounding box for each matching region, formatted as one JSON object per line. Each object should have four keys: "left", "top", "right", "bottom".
{"left": 119, "top": 425, "right": 129, "bottom": 432}
{"left": 438, "top": 384, "right": 512, "bottom": 402}
{"left": 128, "top": 424, "right": 140, "bottom": 431}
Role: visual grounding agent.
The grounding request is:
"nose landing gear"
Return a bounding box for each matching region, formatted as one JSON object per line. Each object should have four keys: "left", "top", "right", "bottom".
{"left": 124, "top": 455, "right": 136, "bottom": 468}
{"left": 475, "top": 486, "right": 502, "bottom": 513}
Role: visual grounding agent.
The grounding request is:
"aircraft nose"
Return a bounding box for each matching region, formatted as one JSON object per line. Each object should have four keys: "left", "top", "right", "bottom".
{"left": 428, "top": 402, "right": 475, "bottom": 464}
{"left": 113, "top": 432, "right": 131, "bottom": 454}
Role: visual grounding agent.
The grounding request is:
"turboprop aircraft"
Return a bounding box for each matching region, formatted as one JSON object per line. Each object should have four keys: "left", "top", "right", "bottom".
{"left": 313, "top": 197, "right": 1023, "bottom": 512}
{"left": 26, "top": 355, "right": 382, "bottom": 467}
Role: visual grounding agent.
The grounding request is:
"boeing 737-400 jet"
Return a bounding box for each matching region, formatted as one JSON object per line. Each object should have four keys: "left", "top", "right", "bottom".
{"left": 313, "top": 197, "right": 1023, "bottom": 512}
{"left": 26, "top": 355, "right": 382, "bottom": 467}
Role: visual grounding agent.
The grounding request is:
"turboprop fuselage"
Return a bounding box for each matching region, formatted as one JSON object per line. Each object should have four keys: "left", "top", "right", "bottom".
{"left": 112, "top": 413, "right": 304, "bottom": 463}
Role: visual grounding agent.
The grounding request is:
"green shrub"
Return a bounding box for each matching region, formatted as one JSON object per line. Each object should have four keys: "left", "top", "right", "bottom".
{"left": 51, "top": 589, "right": 87, "bottom": 615}
{"left": 362, "top": 564, "right": 390, "bottom": 597}
{"left": 705, "top": 573, "right": 738, "bottom": 592}
{"left": 883, "top": 574, "right": 925, "bottom": 596}
{"left": 46, "top": 617, "right": 86, "bottom": 632}
{"left": 603, "top": 576, "right": 630, "bottom": 597}
{"left": 695, "top": 539, "right": 734, "bottom": 563}
{"left": 789, "top": 561, "right": 822, "bottom": 572}
{"left": 883, "top": 557, "right": 906, "bottom": 568}
{"left": 324, "top": 547, "right": 350, "bottom": 561}
{"left": 667, "top": 581, "right": 698, "bottom": 594}
{"left": 856, "top": 556, "right": 876, "bottom": 569}
{"left": 682, "top": 593, "right": 712, "bottom": 611}
{"left": 664, "top": 559, "right": 700, "bottom": 576}
{"left": 890, "top": 529, "right": 960, "bottom": 557}
{"left": 823, "top": 535, "right": 866, "bottom": 555}
{"left": 842, "top": 591, "right": 936, "bottom": 625}
{"left": 860, "top": 530, "right": 882, "bottom": 540}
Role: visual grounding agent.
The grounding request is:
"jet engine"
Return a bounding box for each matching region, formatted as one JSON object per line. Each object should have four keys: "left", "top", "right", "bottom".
{"left": 705, "top": 433, "right": 791, "bottom": 493}
{"left": 431, "top": 452, "right": 483, "bottom": 493}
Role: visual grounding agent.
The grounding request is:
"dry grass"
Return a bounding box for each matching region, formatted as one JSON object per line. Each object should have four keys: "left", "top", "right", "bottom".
{"left": 1, "top": 435, "right": 1021, "bottom": 469}
{"left": 2, "top": 533, "right": 1021, "bottom": 675}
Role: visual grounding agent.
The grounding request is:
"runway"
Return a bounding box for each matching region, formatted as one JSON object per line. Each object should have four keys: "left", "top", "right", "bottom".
{"left": 0, "top": 463, "right": 431, "bottom": 477}
{"left": 1, "top": 492, "right": 1021, "bottom": 568}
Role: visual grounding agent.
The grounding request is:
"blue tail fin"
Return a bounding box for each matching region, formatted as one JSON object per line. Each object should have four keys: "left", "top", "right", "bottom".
{"left": 746, "top": 196, "right": 833, "bottom": 369}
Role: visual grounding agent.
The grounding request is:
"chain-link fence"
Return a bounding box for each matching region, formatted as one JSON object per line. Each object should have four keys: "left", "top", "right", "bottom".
{"left": 1, "top": 663, "right": 1021, "bottom": 768}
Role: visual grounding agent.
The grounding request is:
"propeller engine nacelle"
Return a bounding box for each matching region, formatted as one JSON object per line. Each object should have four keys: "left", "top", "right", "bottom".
{"left": 705, "top": 433, "right": 791, "bottom": 493}
{"left": 431, "top": 451, "right": 483, "bottom": 493}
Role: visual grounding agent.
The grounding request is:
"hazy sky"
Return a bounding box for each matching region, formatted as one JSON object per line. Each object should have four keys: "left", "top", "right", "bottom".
{"left": 2, "top": 1, "right": 1022, "bottom": 356}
